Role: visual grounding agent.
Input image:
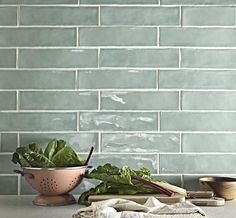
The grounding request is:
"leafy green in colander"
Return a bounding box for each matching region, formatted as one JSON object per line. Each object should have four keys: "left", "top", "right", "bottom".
{"left": 12, "top": 139, "right": 85, "bottom": 168}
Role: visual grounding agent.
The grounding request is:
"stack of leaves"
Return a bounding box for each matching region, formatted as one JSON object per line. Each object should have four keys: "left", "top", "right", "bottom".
{"left": 79, "top": 163, "right": 187, "bottom": 204}
{"left": 12, "top": 139, "right": 85, "bottom": 168}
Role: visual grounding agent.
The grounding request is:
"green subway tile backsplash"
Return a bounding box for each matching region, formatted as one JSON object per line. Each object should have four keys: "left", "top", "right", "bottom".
{"left": 0, "top": 113, "right": 76, "bottom": 131}
{"left": 80, "top": 112, "right": 158, "bottom": 131}
{"left": 19, "top": 49, "right": 98, "bottom": 68}
{"left": 0, "top": 92, "right": 16, "bottom": 110}
{"left": 0, "top": 7, "right": 17, "bottom": 26}
{"left": 183, "top": 134, "right": 236, "bottom": 152}
{"left": 20, "top": 133, "right": 98, "bottom": 152}
{"left": 1, "top": 1, "right": 236, "bottom": 194}
{"left": 0, "top": 133, "right": 17, "bottom": 152}
{"left": 79, "top": 27, "right": 157, "bottom": 46}
{"left": 102, "top": 133, "right": 180, "bottom": 153}
{"left": 81, "top": 0, "right": 159, "bottom": 4}
{"left": 159, "top": 70, "right": 236, "bottom": 89}
{"left": 101, "top": 91, "right": 179, "bottom": 110}
{"left": 20, "top": 7, "right": 98, "bottom": 25}
{"left": 0, "top": 28, "right": 76, "bottom": 47}
{"left": 0, "top": 50, "right": 16, "bottom": 68}
{"left": 183, "top": 91, "right": 236, "bottom": 110}
{"left": 160, "top": 28, "right": 236, "bottom": 47}
{"left": 182, "top": 7, "right": 235, "bottom": 26}
{"left": 100, "top": 49, "right": 179, "bottom": 68}
{"left": 160, "top": 154, "right": 236, "bottom": 174}
{"left": 20, "top": 91, "right": 98, "bottom": 110}
{"left": 78, "top": 70, "right": 156, "bottom": 89}
{"left": 101, "top": 7, "right": 179, "bottom": 26}
{"left": 182, "top": 49, "right": 236, "bottom": 68}
{"left": 0, "top": 176, "right": 18, "bottom": 195}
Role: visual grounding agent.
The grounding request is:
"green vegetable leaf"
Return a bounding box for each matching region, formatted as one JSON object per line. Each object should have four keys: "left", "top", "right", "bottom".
{"left": 12, "top": 139, "right": 85, "bottom": 168}
{"left": 44, "top": 139, "right": 66, "bottom": 160}
{"left": 51, "top": 146, "right": 83, "bottom": 167}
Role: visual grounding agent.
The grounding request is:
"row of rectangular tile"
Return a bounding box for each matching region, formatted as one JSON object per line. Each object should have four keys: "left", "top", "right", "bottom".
{"left": 4, "top": 27, "right": 236, "bottom": 47}
{"left": 2, "top": 70, "right": 236, "bottom": 90}
{"left": 2, "top": 112, "right": 236, "bottom": 131}
{"left": 3, "top": 90, "right": 236, "bottom": 111}
{"left": 1, "top": 6, "right": 236, "bottom": 26}
{"left": 3, "top": 132, "right": 236, "bottom": 153}
{"left": 5, "top": 48, "right": 236, "bottom": 68}
{"left": 2, "top": 0, "right": 236, "bottom": 5}
{"left": 4, "top": 173, "right": 236, "bottom": 195}
{"left": 2, "top": 153, "right": 236, "bottom": 176}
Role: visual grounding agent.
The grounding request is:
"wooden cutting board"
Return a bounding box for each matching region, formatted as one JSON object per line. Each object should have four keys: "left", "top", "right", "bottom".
{"left": 88, "top": 193, "right": 185, "bottom": 205}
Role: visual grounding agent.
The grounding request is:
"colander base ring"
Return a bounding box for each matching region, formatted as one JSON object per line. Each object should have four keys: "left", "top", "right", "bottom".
{"left": 32, "top": 193, "right": 76, "bottom": 206}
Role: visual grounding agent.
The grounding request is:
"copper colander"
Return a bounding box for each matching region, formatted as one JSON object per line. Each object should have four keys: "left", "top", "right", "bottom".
{"left": 14, "top": 147, "right": 94, "bottom": 206}
{"left": 15, "top": 166, "right": 90, "bottom": 206}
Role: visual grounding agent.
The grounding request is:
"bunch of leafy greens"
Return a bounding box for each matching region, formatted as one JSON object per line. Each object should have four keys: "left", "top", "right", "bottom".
{"left": 12, "top": 139, "right": 85, "bottom": 168}
{"left": 79, "top": 163, "right": 187, "bottom": 204}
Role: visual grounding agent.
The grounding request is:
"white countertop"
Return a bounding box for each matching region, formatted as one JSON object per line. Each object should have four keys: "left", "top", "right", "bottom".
{"left": 0, "top": 195, "right": 236, "bottom": 218}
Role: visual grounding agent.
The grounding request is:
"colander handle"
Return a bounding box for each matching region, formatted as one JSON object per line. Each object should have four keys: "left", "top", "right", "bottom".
{"left": 14, "top": 170, "right": 34, "bottom": 179}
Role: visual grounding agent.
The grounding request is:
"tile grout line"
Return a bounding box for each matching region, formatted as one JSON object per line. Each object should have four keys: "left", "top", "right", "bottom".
{"left": 156, "top": 70, "right": 159, "bottom": 89}
{"left": 76, "top": 27, "right": 79, "bottom": 47}
{"left": 157, "top": 27, "right": 160, "bottom": 46}
{"left": 180, "top": 132, "right": 183, "bottom": 153}
{"left": 157, "top": 153, "right": 160, "bottom": 174}
{"left": 179, "top": 6, "right": 182, "bottom": 27}
{"left": 98, "top": 132, "right": 101, "bottom": 153}
{"left": 158, "top": 112, "right": 161, "bottom": 132}
{"left": 75, "top": 70, "right": 78, "bottom": 90}
{"left": 17, "top": 6, "right": 20, "bottom": 26}
{"left": 77, "top": 112, "right": 80, "bottom": 131}
{"left": 98, "top": 6, "right": 101, "bottom": 26}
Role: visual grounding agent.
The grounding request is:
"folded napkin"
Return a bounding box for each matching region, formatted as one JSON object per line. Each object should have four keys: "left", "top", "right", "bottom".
{"left": 73, "top": 197, "right": 207, "bottom": 218}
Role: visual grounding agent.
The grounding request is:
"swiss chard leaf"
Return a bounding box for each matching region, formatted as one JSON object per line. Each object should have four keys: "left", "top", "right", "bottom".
{"left": 51, "top": 146, "right": 84, "bottom": 167}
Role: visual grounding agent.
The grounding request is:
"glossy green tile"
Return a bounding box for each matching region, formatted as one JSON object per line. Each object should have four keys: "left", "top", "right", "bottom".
{"left": 0, "top": 28, "right": 76, "bottom": 47}
{"left": 159, "top": 70, "right": 236, "bottom": 89}
{"left": 0, "top": 7, "right": 16, "bottom": 26}
{"left": 182, "top": 49, "right": 236, "bottom": 68}
{"left": 183, "top": 91, "right": 236, "bottom": 110}
{"left": 160, "top": 154, "right": 236, "bottom": 174}
{"left": 20, "top": 177, "right": 37, "bottom": 195}
{"left": 81, "top": 0, "right": 159, "bottom": 4}
{"left": 161, "top": 0, "right": 236, "bottom": 5}
{"left": 91, "top": 154, "right": 158, "bottom": 173}
{"left": 20, "top": 7, "right": 98, "bottom": 25}
{"left": 182, "top": 7, "right": 235, "bottom": 26}
{"left": 160, "top": 28, "right": 236, "bottom": 46}
{"left": 0, "top": 176, "right": 17, "bottom": 195}
{"left": 0, "top": 0, "right": 77, "bottom": 3}
{"left": 19, "top": 49, "right": 98, "bottom": 68}
{"left": 78, "top": 70, "right": 156, "bottom": 89}
{"left": 102, "top": 133, "right": 180, "bottom": 153}
{"left": 183, "top": 134, "right": 236, "bottom": 153}
{"left": 20, "top": 133, "right": 98, "bottom": 153}
{"left": 100, "top": 49, "right": 179, "bottom": 68}
{"left": 183, "top": 175, "right": 236, "bottom": 191}
{"left": 101, "top": 7, "right": 179, "bottom": 25}
{"left": 1, "top": 133, "right": 17, "bottom": 152}
{"left": 80, "top": 112, "right": 158, "bottom": 131}
{"left": 101, "top": 91, "right": 179, "bottom": 110}
{"left": 20, "top": 91, "right": 98, "bottom": 110}
{"left": 0, "top": 70, "right": 75, "bottom": 89}
{"left": 0, "top": 49, "right": 16, "bottom": 68}
{"left": 0, "top": 91, "right": 16, "bottom": 110}
{"left": 80, "top": 27, "right": 157, "bottom": 46}
{"left": 161, "top": 112, "right": 236, "bottom": 131}
{"left": 0, "top": 155, "right": 15, "bottom": 173}
{"left": 153, "top": 175, "right": 182, "bottom": 187}
{"left": 0, "top": 113, "right": 76, "bottom": 131}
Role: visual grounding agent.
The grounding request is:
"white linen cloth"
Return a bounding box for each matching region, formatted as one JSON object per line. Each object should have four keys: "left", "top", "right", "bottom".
{"left": 73, "top": 197, "right": 206, "bottom": 218}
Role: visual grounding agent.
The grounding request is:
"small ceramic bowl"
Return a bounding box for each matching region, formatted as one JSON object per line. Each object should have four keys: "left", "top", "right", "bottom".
{"left": 200, "top": 177, "right": 236, "bottom": 201}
